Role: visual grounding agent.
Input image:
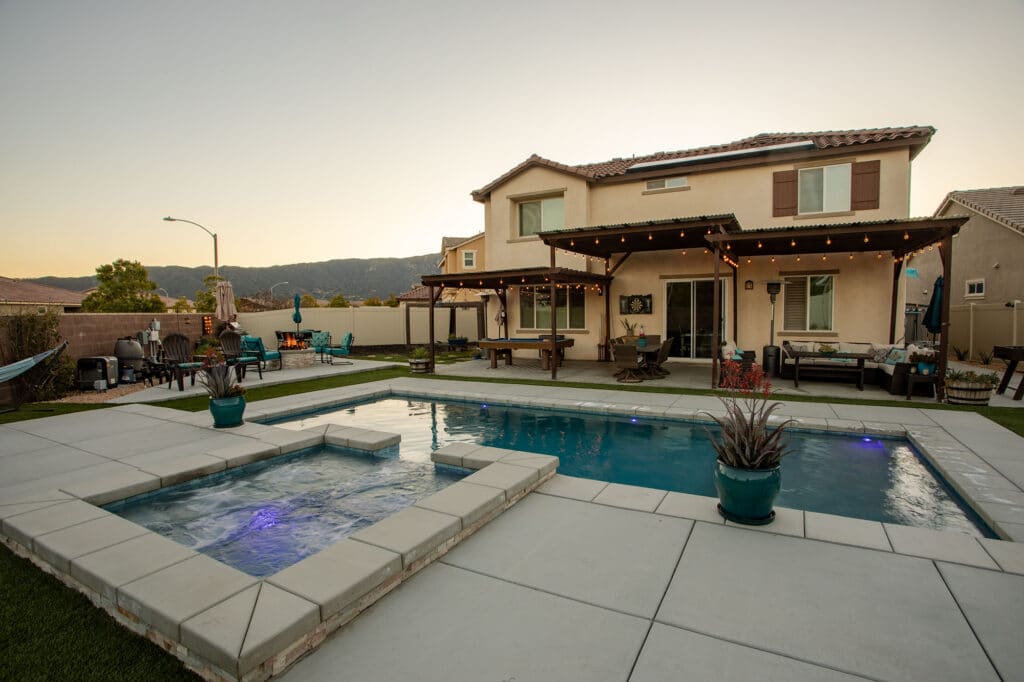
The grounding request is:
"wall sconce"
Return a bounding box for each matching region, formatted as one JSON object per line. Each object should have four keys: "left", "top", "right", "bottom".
{"left": 744, "top": 280, "right": 754, "bottom": 291}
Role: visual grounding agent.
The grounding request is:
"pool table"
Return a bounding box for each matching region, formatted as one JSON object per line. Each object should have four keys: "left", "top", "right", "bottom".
{"left": 478, "top": 337, "right": 575, "bottom": 370}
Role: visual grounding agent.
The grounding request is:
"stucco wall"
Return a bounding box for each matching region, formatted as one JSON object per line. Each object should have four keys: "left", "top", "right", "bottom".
{"left": 443, "top": 234, "right": 486, "bottom": 274}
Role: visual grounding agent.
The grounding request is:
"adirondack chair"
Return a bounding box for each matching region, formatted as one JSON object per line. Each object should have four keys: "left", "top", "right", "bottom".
{"left": 162, "top": 333, "right": 202, "bottom": 391}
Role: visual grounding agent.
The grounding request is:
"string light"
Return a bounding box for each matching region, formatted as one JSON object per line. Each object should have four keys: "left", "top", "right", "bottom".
{"left": 569, "top": 239, "right": 574, "bottom": 247}
{"left": 876, "top": 252, "right": 882, "bottom": 259}
{"left": 848, "top": 253, "right": 854, "bottom": 260}
{"left": 863, "top": 235, "right": 870, "bottom": 243}
{"left": 791, "top": 239, "right": 797, "bottom": 247}
{"left": 821, "top": 255, "right": 827, "bottom": 261}
{"left": 903, "top": 231, "right": 910, "bottom": 240}
{"left": 648, "top": 234, "right": 653, "bottom": 241}
{"left": 681, "top": 250, "right": 687, "bottom": 256}
{"left": 746, "top": 258, "right": 752, "bottom": 264}
{"left": 796, "top": 255, "right": 802, "bottom": 262}
{"left": 679, "top": 230, "right": 686, "bottom": 238}
{"left": 757, "top": 241, "right": 763, "bottom": 249}
{"left": 595, "top": 237, "right": 600, "bottom": 244}
{"left": 770, "top": 256, "right": 776, "bottom": 263}
{"left": 826, "top": 237, "right": 832, "bottom": 246}
{"left": 621, "top": 235, "right": 626, "bottom": 243}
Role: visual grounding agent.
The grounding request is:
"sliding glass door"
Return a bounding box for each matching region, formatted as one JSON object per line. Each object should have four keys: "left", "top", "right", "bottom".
{"left": 665, "top": 280, "right": 726, "bottom": 358}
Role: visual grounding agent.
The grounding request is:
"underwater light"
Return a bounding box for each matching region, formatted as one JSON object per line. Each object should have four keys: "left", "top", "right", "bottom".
{"left": 862, "top": 437, "right": 872, "bottom": 443}
{"left": 481, "top": 404, "right": 488, "bottom": 409}
{"left": 630, "top": 417, "right": 639, "bottom": 423}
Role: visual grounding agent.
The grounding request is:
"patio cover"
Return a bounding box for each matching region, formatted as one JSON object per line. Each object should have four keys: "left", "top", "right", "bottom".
{"left": 421, "top": 266, "right": 611, "bottom": 379}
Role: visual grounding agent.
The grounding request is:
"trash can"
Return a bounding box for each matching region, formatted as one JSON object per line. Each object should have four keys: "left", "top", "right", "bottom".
{"left": 762, "top": 345, "right": 780, "bottom": 378}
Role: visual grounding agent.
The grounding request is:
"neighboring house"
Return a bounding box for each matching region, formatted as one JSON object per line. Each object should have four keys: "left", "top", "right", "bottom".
{"left": 422, "top": 127, "right": 964, "bottom": 364}
{"left": 438, "top": 232, "right": 486, "bottom": 275}
{"left": 910, "top": 187, "right": 1024, "bottom": 307}
{"left": 0, "top": 276, "right": 84, "bottom": 314}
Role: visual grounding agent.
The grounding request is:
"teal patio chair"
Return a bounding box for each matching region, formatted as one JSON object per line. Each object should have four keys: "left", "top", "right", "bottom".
{"left": 240, "top": 335, "right": 282, "bottom": 371}
{"left": 220, "top": 330, "right": 262, "bottom": 380}
{"left": 320, "top": 332, "right": 354, "bottom": 365}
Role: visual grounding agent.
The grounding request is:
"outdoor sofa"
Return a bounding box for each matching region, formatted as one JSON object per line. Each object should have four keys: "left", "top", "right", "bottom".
{"left": 780, "top": 340, "right": 937, "bottom": 394}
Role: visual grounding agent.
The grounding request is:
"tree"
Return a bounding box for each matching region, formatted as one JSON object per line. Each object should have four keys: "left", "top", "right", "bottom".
{"left": 172, "top": 297, "right": 193, "bottom": 313}
{"left": 300, "top": 294, "right": 318, "bottom": 308}
{"left": 362, "top": 296, "right": 383, "bottom": 306}
{"left": 384, "top": 294, "right": 400, "bottom": 308}
{"left": 328, "top": 293, "right": 350, "bottom": 308}
{"left": 81, "top": 259, "right": 165, "bottom": 312}
{"left": 194, "top": 274, "right": 223, "bottom": 313}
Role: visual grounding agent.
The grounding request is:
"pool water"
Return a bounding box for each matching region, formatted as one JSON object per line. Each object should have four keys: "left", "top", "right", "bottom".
{"left": 273, "top": 398, "right": 993, "bottom": 537}
{"left": 107, "top": 446, "right": 465, "bottom": 577}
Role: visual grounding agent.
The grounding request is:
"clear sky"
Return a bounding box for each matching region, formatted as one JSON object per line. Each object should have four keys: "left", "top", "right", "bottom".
{"left": 2, "top": 0, "right": 1022, "bottom": 278}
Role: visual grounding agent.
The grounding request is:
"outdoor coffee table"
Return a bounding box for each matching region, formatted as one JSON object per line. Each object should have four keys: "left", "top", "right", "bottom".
{"left": 906, "top": 372, "right": 938, "bottom": 400}
{"left": 787, "top": 350, "right": 873, "bottom": 390}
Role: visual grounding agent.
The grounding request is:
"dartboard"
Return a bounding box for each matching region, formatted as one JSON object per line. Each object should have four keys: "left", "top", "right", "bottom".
{"left": 629, "top": 296, "right": 646, "bottom": 313}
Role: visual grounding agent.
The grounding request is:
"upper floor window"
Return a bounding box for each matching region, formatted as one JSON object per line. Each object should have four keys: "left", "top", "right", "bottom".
{"left": 798, "top": 164, "right": 851, "bottom": 214}
{"left": 462, "top": 250, "right": 476, "bottom": 269}
{"left": 965, "top": 279, "right": 985, "bottom": 298}
{"left": 645, "top": 176, "right": 688, "bottom": 191}
{"left": 519, "top": 196, "right": 564, "bottom": 237}
{"left": 783, "top": 274, "right": 834, "bottom": 331}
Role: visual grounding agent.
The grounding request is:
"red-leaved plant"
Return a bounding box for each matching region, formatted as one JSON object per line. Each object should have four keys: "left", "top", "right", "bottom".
{"left": 703, "top": 360, "right": 794, "bottom": 470}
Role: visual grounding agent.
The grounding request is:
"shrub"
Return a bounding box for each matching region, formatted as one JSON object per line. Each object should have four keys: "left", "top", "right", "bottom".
{"left": 978, "top": 351, "right": 992, "bottom": 365}
{"left": 0, "top": 310, "right": 75, "bottom": 401}
{"left": 197, "top": 350, "right": 244, "bottom": 398}
{"left": 409, "top": 347, "right": 429, "bottom": 360}
{"left": 952, "top": 345, "right": 969, "bottom": 361}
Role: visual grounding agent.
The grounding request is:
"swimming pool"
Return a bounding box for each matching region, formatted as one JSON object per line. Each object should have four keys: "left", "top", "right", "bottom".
{"left": 272, "top": 397, "right": 993, "bottom": 537}
{"left": 107, "top": 445, "right": 465, "bottom": 577}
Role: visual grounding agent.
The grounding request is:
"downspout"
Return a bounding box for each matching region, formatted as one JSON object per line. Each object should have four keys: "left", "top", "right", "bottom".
{"left": 712, "top": 245, "right": 721, "bottom": 388}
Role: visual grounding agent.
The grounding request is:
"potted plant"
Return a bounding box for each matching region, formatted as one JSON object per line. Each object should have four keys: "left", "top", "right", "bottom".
{"left": 620, "top": 318, "right": 638, "bottom": 341}
{"left": 408, "top": 346, "right": 431, "bottom": 373}
{"left": 447, "top": 334, "right": 468, "bottom": 351}
{"left": 703, "top": 360, "right": 795, "bottom": 525}
{"left": 944, "top": 368, "right": 999, "bottom": 405}
{"left": 198, "top": 350, "right": 246, "bottom": 428}
{"left": 909, "top": 351, "right": 936, "bottom": 376}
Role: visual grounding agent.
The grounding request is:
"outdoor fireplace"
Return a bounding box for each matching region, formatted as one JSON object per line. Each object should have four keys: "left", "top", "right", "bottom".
{"left": 275, "top": 330, "right": 313, "bottom": 350}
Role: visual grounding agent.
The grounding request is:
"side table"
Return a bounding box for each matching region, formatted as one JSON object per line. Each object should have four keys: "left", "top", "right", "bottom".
{"left": 906, "top": 372, "right": 937, "bottom": 401}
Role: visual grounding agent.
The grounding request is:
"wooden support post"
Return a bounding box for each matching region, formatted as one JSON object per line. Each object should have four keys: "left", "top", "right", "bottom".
{"left": 936, "top": 234, "right": 953, "bottom": 401}
{"left": 428, "top": 286, "right": 436, "bottom": 373}
{"left": 550, "top": 245, "right": 558, "bottom": 380}
{"left": 889, "top": 259, "right": 903, "bottom": 344}
{"left": 712, "top": 246, "right": 721, "bottom": 388}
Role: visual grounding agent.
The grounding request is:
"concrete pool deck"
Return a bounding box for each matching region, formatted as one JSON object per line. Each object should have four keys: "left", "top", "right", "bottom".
{"left": 2, "top": 378, "right": 1023, "bottom": 680}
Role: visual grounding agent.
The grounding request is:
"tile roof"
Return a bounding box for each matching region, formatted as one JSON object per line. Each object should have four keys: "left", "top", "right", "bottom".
{"left": 472, "top": 126, "right": 935, "bottom": 200}
{"left": 0, "top": 276, "right": 85, "bottom": 306}
{"left": 938, "top": 186, "right": 1024, "bottom": 235}
{"left": 441, "top": 232, "right": 484, "bottom": 251}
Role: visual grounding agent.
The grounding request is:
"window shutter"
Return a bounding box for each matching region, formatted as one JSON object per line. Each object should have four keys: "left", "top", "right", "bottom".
{"left": 773, "top": 170, "right": 798, "bottom": 216}
{"left": 851, "top": 160, "right": 880, "bottom": 210}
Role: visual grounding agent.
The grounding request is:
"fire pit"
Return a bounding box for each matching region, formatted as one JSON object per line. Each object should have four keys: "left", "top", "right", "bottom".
{"left": 276, "top": 330, "right": 314, "bottom": 350}
{"left": 275, "top": 331, "right": 317, "bottom": 370}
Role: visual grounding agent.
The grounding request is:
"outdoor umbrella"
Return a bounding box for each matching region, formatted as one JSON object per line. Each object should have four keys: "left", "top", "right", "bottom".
{"left": 215, "top": 280, "right": 238, "bottom": 322}
{"left": 923, "top": 276, "right": 944, "bottom": 336}
{"left": 292, "top": 293, "right": 302, "bottom": 333}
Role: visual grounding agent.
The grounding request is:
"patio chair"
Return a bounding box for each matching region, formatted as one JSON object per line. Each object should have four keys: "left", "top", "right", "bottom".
{"left": 0, "top": 340, "right": 69, "bottom": 412}
{"left": 162, "top": 333, "right": 202, "bottom": 391}
{"left": 241, "top": 335, "right": 282, "bottom": 371}
{"left": 219, "top": 330, "right": 263, "bottom": 380}
{"left": 645, "top": 337, "right": 674, "bottom": 379}
{"left": 613, "top": 344, "right": 644, "bottom": 383}
{"left": 320, "top": 332, "right": 354, "bottom": 365}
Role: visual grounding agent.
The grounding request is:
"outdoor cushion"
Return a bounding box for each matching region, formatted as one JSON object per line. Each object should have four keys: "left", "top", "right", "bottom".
{"left": 869, "top": 344, "right": 894, "bottom": 363}
{"left": 884, "top": 348, "right": 908, "bottom": 365}
{"left": 310, "top": 331, "right": 331, "bottom": 352}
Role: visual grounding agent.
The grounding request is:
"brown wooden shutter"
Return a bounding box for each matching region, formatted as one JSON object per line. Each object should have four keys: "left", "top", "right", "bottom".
{"left": 851, "top": 160, "right": 881, "bottom": 210}
{"left": 773, "top": 170, "right": 798, "bottom": 217}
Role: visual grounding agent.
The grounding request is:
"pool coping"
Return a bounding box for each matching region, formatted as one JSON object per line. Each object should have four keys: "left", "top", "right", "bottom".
{"left": 1, "top": 378, "right": 1022, "bottom": 680}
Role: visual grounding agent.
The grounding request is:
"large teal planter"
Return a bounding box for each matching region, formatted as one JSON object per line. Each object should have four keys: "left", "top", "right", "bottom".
{"left": 209, "top": 395, "right": 245, "bottom": 428}
{"left": 714, "top": 460, "right": 781, "bottom": 525}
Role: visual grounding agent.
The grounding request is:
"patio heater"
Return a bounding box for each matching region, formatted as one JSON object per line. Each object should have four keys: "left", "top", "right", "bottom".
{"left": 763, "top": 281, "right": 783, "bottom": 377}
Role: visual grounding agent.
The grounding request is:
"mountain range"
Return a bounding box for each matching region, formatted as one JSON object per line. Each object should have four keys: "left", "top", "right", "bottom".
{"left": 29, "top": 254, "right": 440, "bottom": 301}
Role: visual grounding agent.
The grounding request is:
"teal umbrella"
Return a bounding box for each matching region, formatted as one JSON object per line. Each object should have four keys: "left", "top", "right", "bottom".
{"left": 292, "top": 293, "right": 302, "bottom": 333}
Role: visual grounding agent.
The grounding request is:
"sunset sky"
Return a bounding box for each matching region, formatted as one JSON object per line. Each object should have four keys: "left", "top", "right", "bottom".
{"left": 2, "top": 0, "right": 1022, "bottom": 278}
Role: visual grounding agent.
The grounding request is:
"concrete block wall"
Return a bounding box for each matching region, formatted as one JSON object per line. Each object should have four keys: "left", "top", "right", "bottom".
{"left": 57, "top": 313, "right": 209, "bottom": 359}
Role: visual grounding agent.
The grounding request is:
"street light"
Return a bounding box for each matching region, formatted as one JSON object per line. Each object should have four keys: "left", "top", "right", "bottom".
{"left": 269, "top": 281, "right": 289, "bottom": 302}
{"left": 163, "top": 216, "right": 218, "bottom": 277}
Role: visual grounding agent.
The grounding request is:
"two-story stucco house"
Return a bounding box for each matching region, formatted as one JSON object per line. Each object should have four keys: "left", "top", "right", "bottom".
{"left": 423, "top": 127, "right": 965, "bottom": 379}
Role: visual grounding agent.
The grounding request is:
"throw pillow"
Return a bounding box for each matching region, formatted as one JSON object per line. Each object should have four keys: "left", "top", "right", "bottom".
{"left": 884, "top": 348, "right": 907, "bottom": 365}
{"left": 870, "top": 345, "right": 891, "bottom": 363}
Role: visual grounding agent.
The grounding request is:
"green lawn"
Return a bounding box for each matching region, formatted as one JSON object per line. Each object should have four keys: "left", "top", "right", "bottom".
{"left": 1, "top": 363, "right": 1022, "bottom": 678}
{"left": 0, "top": 544, "right": 198, "bottom": 681}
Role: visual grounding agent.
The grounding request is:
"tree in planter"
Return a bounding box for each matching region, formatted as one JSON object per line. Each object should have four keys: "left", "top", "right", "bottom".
{"left": 81, "top": 259, "right": 165, "bottom": 312}
{"left": 0, "top": 310, "right": 75, "bottom": 401}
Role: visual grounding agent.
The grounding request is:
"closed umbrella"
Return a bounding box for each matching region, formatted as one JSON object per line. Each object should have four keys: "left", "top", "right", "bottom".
{"left": 292, "top": 293, "right": 302, "bottom": 333}
{"left": 215, "top": 280, "right": 237, "bottom": 322}
{"left": 923, "top": 276, "right": 943, "bottom": 337}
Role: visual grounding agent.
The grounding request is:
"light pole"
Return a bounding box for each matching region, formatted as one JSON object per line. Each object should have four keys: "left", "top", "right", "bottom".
{"left": 269, "top": 281, "right": 289, "bottom": 303}
{"left": 163, "top": 216, "right": 218, "bottom": 277}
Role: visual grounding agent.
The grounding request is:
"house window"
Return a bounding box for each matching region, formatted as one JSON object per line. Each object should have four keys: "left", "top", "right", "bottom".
{"left": 783, "top": 275, "right": 834, "bottom": 331}
{"left": 519, "top": 286, "right": 585, "bottom": 329}
{"left": 645, "top": 176, "right": 688, "bottom": 191}
{"left": 798, "top": 164, "right": 851, "bottom": 214}
{"left": 462, "top": 250, "right": 476, "bottom": 270}
{"left": 965, "top": 279, "right": 985, "bottom": 298}
{"left": 519, "top": 196, "right": 564, "bottom": 236}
